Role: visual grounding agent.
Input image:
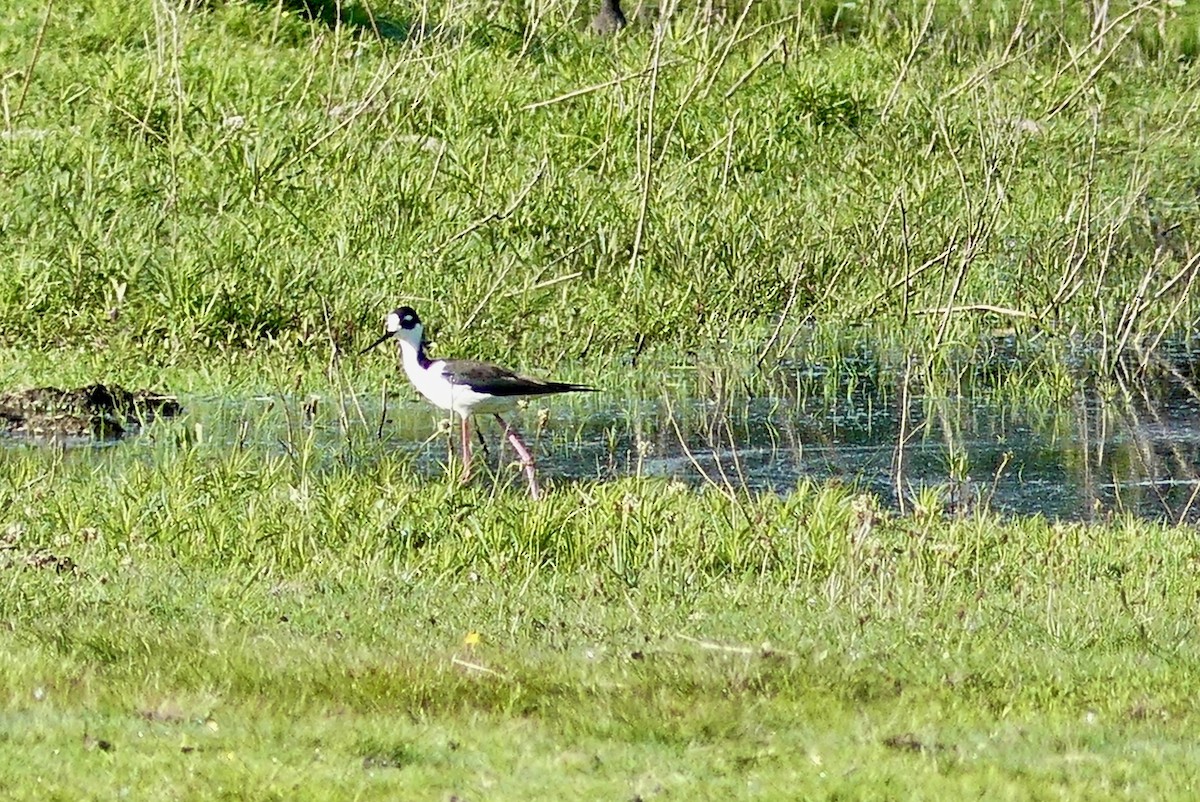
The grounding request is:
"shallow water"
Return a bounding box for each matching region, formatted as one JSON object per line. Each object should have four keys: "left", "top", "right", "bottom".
{"left": 172, "top": 370, "right": 1200, "bottom": 523}
{"left": 7, "top": 358, "right": 1200, "bottom": 523}
{"left": 553, "top": 381, "right": 1200, "bottom": 523}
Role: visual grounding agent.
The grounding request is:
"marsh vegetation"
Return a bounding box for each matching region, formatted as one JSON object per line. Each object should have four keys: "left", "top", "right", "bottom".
{"left": 2, "top": 0, "right": 1200, "bottom": 797}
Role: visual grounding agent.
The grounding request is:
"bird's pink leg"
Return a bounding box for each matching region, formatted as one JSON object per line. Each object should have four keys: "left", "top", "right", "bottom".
{"left": 459, "top": 416, "right": 473, "bottom": 483}
{"left": 494, "top": 413, "right": 540, "bottom": 500}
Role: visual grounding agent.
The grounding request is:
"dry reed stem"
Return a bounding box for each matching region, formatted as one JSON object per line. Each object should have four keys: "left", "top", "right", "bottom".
{"left": 437, "top": 158, "right": 548, "bottom": 253}
{"left": 11, "top": 0, "right": 54, "bottom": 127}
{"left": 881, "top": 0, "right": 936, "bottom": 120}
{"left": 1046, "top": 0, "right": 1160, "bottom": 118}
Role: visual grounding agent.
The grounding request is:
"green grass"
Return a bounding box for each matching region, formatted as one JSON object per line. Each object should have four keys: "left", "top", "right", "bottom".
{"left": 2, "top": 0, "right": 1199, "bottom": 375}
{"left": 3, "top": 435, "right": 1200, "bottom": 799}
{"left": 5, "top": 0, "right": 1200, "bottom": 797}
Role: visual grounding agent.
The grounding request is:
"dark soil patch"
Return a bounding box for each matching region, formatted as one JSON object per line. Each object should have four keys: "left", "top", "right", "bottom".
{"left": 0, "top": 384, "right": 182, "bottom": 442}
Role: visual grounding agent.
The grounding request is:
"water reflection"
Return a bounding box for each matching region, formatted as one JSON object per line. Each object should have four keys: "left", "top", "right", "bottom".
{"left": 7, "top": 353, "right": 1200, "bottom": 523}
{"left": 609, "top": 384, "right": 1200, "bottom": 523}
{"left": 607, "top": 354, "right": 1200, "bottom": 524}
{"left": 328, "top": 355, "right": 1200, "bottom": 523}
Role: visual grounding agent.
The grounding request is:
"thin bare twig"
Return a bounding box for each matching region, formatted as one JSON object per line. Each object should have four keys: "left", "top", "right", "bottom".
{"left": 12, "top": 0, "right": 55, "bottom": 128}
{"left": 437, "top": 159, "right": 548, "bottom": 253}
{"left": 910, "top": 304, "right": 1036, "bottom": 319}
{"left": 664, "top": 395, "right": 717, "bottom": 487}
{"left": 676, "top": 634, "right": 795, "bottom": 657}
{"left": 756, "top": 267, "right": 806, "bottom": 368}
{"left": 723, "top": 35, "right": 786, "bottom": 101}
{"left": 698, "top": 0, "right": 758, "bottom": 99}
{"left": 941, "top": 0, "right": 1035, "bottom": 101}
{"left": 462, "top": 243, "right": 591, "bottom": 338}
{"left": 629, "top": 22, "right": 668, "bottom": 278}
{"left": 301, "top": 55, "right": 408, "bottom": 159}
{"left": 892, "top": 357, "right": 921, "bottom": 516}
{"left": 451, "top": 657, "right": 507, "bottom": 677}
{"left": 522, "top": 64, "right": 677, "bottom": 111}
{"left": 1046, "top": 1, "right": 1160, "bottom": 118}
{"left": 881, "top": 0, "right": 936, "bottom": 120}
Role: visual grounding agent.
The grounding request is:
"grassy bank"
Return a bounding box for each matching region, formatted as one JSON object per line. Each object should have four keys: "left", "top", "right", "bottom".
{"left": 2, "top": 0, "right": 1199, "bottom": 376}
{"left": 3, "top": 436, "right": 1200, "bottom": 798}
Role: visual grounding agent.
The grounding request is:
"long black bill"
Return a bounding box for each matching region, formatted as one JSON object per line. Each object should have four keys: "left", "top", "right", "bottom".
{"left": 359, "top": 331, "right": 392, "bottom": 355}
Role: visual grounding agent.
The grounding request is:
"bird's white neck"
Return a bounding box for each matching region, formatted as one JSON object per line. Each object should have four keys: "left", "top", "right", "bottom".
{"left": 395, "top": 335, "right": 423, "bottom": 370}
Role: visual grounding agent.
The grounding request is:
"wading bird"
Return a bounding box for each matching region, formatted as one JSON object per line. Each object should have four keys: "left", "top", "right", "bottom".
{"left": 361, "top": 306, "right": 593, "bottom": 499}
{"left": 590, "top": 0, "right": 627, "bottom": 34}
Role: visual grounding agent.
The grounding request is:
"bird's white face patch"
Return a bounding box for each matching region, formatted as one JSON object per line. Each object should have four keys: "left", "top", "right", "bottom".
{"left": 384, "top": 311, "right": 402, "bottom": 333}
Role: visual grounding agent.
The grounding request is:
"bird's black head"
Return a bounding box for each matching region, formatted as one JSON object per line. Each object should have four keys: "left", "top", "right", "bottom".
{"left": 360, "top": 305, "right": 424, "bottom": 354}
{"left": 390, "top": 306, "right": 421, "bottom": 332}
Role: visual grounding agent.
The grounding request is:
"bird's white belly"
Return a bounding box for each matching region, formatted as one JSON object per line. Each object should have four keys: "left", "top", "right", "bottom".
{"left": 405, "top": 360, "right": 517, "bottom": 418}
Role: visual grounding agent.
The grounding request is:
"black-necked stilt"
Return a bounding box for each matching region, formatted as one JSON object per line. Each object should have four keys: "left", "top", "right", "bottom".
{"left": 361, "top": 306, "right": 594, "bottom": 499}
